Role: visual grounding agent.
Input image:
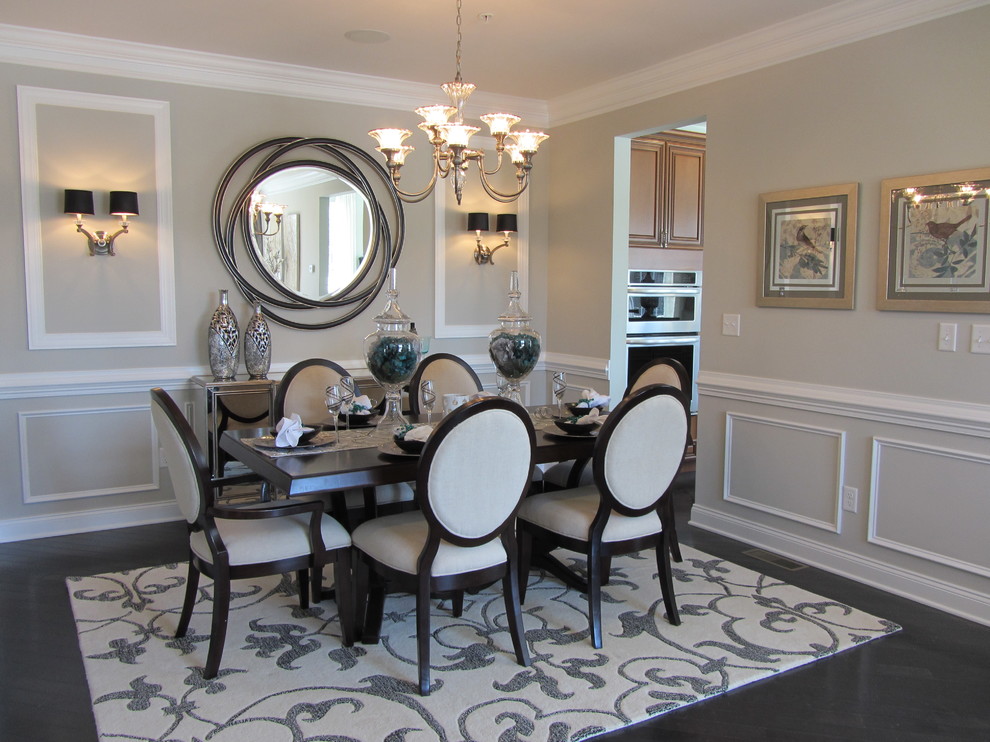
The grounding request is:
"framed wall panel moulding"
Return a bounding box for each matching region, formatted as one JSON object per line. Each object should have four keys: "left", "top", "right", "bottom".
{"left": 17, "top": 86, "right": 176, "bottom": 348}
{"left": 877, "top": 167, "right": 990, "bottom": 313}
{"left": 758, "top": 183, "right": 858, "bottom": 309}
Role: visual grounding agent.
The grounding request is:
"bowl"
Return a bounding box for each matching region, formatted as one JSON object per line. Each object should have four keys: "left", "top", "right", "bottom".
{"left": 566, "top": 403, "right": 605, "bottom": 418}
{"left": 340, "top": 411, "right": 375, "bottom": 427}
{"left": 554, "top": 418, "right": 600, "bottom": 436}
{"left": 393, "top": 426, "right": 428, "bottom": 454}
{"left": 271, "top": 425, "right": 320, "bottom": 445}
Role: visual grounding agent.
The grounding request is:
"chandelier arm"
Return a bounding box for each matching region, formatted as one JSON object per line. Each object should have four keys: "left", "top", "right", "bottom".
{"left": 476, "top": 164, "right": 530, "bottom": 203}
{"left": 481, "top": 150, "right": 507, "bottom": 177}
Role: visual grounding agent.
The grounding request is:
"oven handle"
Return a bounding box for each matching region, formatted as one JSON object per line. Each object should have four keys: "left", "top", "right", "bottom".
{"left": 626, "top": 335, "right": 700, "bottom": 346}
{"left": 627, "top": 287, "right": 700, "bottom": 296}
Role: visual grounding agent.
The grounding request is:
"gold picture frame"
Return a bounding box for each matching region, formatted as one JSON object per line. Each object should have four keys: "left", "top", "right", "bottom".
{"left": 758, "top": 183, "right": 858, "bottom": 309}
{"left": 877, "top": 167, "right": 990, "bottom": 313}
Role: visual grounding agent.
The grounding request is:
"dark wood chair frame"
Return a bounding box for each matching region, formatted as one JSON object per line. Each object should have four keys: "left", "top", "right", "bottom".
{"left": 151, "top": 388, "right": 355, "bottom": 679}
{"left": 517, "top": 384, "right": 687, "bottom": 649}
{"left": 406, "top": 352, "right": 484, "bottom": 414}
{"left": 354, "top": 397, "right": 535, "bottom": 696}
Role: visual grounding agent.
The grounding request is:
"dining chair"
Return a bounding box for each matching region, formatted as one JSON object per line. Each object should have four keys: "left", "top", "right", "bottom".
{"left": 274, "top": 358, "right": 414, "bottom": 525}
{"left": 406, "top": 352, "right": 484, "bottom": 414}
{"left": 542, "top": 357, "right": 691, "bottom": 562}
{"left": 352, "top": 396, "right": 536, "bottom": 696}
{"left": 150, "top": 387, "right": 354, "bottom": 679}
{"left": 517, "top": 383, "right": 688, "bottom": 649}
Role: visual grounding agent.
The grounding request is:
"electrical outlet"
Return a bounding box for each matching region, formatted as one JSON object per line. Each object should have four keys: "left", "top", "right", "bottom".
{"left": 722, "top": 313, "right": 741, "bottom": 336}
{"left": 938, "top": 323, "right": 957, "bottom": 352}
{"left": 842, "top": 486, "right": 858, "bottom": 513}
{"left": 972, "top": 324, "right": 990, "bottom": 354}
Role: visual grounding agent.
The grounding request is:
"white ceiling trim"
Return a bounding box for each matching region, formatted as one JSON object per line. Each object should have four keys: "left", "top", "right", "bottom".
{"left": 0, "top": 23, "right": 550, "bottom": 127}
{"left": 549, "top": 0, "right": 990, "bottom": 125}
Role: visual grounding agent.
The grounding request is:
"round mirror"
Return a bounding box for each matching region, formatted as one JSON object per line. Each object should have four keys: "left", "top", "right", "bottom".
{"left": 213, "top": 137, "right": 404, "bottom": 329}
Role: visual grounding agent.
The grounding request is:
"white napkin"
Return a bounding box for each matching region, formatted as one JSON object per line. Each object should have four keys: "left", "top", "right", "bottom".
{"left": 275, "top": 413, "right": 307, "bottom": 447}
{"left": 576, "top": 408, "right": 603, "bottom": 424}
{"left": 348, "top": 395, "right": 374, "bottom": 414}
{"left": 576, "top": 388, "right": 611, "bottom": 408}
{"left": 404, "top": 424, "right": 433, "bottom": 442}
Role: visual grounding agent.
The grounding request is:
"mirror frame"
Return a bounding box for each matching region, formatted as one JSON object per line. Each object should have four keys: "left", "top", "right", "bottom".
{"left": 212, "top": 137, "right": 404, "bottom": 329}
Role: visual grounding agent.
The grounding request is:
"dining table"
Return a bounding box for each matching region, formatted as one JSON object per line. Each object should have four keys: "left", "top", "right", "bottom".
{"left": 219, "top": 410, "right": 598, "bottom": 505}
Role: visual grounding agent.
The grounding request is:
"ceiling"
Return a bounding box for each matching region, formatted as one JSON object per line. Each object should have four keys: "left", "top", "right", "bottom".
{"left": 0, "top": 0, "right": 871, "bottom": 101}
{"left": 1, "top": 0, "right": 984, "bottom": 120}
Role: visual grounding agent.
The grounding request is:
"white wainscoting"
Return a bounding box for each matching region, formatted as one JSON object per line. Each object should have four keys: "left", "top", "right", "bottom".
{"left": 695, "top": 370, "right": 990, "bottom": 627}
{"left": 870, "top": 437, "right": 990, "bottom": 579}
{"left": 19, "top": 405, "right": 159, "bottom": 503}
{"left": 723, "top": 412, "right": 845, "bottom": 533}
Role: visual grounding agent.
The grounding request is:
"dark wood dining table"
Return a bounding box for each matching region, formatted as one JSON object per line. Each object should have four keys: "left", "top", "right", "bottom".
{"left": 219, "top": 412, "right": 597, "bottom": 500}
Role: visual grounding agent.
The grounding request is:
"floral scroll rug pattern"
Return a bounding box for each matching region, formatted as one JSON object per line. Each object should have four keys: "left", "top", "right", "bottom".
{"left": 67, "top": 546, "right": 899, "bottom": 742}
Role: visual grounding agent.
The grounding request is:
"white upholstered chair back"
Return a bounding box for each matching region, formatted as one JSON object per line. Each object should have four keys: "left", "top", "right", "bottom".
{"left": 627, "top": 359, "right": 688, "bottom": 396}
{"left": 422, "top": 403, "right": 533, "bottom": 540}
{"left": 601, "top": 389, "right": 687, "bottom": 512}
{"left": 151, "top": 390, "right": 204, "bottom": 525}
{"left": 409, "top": 354, "right": 483, "bottom": 413}
{"left": 276, "top": 359, "right": 348, "bottom": 422}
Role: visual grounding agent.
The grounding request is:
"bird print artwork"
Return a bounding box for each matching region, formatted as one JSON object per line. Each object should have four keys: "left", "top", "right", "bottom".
{"left": 907, "top": 202, "right": 983, "bottom": 281}
{"left": 776, "top": 219, "right": 833, "bottom": 281}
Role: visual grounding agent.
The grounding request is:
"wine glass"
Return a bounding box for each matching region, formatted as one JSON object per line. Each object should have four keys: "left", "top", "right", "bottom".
{"left": 340, "top": 376, "right": 355, "bottom": 431}
{"left": 325, "top": 384, "right": 343, "bottom": 444}
{"left": 552, "top": 371, "right": 567, "bottom": 418}
{"left": 420, "top": 380, "right": 436, "bottom": 423}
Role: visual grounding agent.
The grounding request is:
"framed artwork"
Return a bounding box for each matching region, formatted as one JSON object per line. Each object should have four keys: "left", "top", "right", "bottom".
{"left": 758, "top": 183, "right": 858, "bottom": 309}
{"left": 877, "top": 167, "right": 990, "bottom": 313}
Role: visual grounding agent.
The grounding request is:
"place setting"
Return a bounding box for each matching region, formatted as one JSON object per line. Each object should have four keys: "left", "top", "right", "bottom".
{"left": 536, "top": 372, "right": 610, "bottom": 439}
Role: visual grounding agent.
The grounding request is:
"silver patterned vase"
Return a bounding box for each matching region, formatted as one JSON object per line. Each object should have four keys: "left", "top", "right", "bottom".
{"left": 208, "top": 289, "right": 239, "bottom": 381}
{"left": 243, "top": 302, "right": 271, "bottom": 380}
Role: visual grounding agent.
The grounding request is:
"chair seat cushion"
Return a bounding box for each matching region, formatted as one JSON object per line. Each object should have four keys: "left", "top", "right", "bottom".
{"left": 352, "top": 511, "right": 508, "bottom": 577}
{"left": 542, "top": 460, "right": 593, "bottom": 489}
{"left": 518, "top": 486, "right": 662, "bottom": 543}
{"left": 191, "top": 512, "right": 351, "bottom": 566}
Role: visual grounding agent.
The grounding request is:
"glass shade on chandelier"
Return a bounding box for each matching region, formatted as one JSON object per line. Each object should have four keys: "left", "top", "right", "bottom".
{"left": 368, "top": 0, "right": 547, "bottom": 205}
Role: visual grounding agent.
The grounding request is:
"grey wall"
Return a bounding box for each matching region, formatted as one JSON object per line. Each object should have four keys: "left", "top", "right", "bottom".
{"left": 546, "top": 7, "right": 990, "bottom": 623}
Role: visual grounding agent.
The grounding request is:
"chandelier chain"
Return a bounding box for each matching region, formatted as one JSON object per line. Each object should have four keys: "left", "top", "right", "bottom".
{"left": 454, "top": 0, "right": 463, "bottom": 83}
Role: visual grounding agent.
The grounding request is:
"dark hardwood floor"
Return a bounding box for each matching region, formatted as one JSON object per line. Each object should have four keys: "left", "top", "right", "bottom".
{"left": 2, "top": 476, "right": 988, "bottom": 741}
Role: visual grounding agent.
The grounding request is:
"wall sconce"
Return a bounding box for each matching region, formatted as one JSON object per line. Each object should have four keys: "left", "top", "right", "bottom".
{"left": 64, "top": 189, "right": 139, "bottom": 256}
{"left": 468, "top": 212, "right": 517, "bottom": 265}
{"left": 250, "top": 191, "right": 286, "bottom": 236}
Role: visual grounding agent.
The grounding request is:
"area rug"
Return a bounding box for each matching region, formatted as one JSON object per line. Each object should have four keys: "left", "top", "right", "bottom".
{"left": 67, "top": 546, "right": 899, "bottom": 741}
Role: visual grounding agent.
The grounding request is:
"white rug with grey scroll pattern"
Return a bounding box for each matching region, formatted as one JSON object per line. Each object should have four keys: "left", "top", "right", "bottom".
{"left": 67, "top": 546, "right": 899, "bottom": 742}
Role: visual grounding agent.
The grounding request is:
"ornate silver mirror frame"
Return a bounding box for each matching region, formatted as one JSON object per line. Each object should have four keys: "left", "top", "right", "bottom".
{"left": 212, "top": 137, "right": 404, "bottom": 329}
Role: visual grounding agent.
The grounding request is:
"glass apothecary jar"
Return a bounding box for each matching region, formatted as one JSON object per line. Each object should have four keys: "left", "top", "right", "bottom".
{"left": 364, "top": 268, "right": 421, "bottom": 434}
{"left": 489, "top": 270, "right": 541, "bottom": 404}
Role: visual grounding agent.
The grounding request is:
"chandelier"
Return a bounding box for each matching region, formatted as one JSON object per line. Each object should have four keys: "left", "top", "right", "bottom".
{"left": 369, "top": 0, "right": 548, "bottom": 205}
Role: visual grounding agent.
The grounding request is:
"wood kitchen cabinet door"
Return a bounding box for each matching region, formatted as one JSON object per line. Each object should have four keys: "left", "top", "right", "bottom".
{"left": 629, "top": 132, "right": 705, "bottom": 250}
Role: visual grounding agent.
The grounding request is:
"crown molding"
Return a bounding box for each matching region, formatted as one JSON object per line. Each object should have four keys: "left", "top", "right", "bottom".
{"left": 0, "top": 23, "right": 549, "bottom": 127}
{"left": 549, "top": 0, "right": 990, "bottom": 125}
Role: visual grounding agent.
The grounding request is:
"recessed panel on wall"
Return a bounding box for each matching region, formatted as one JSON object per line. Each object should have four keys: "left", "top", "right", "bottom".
{"left": 870, "top": 438, "right": 990, "bottom": 578}
{"left": 724, "top": 412, "right": 845, "bottom": 532}
{"left": 17, "top": 86, "right": 175, "bottom": 348}
{"left": 434, "top": 140, "right": 530, "bottom": 339}
{"left": 19, "top": 406, "right": 158, "bottom": 502}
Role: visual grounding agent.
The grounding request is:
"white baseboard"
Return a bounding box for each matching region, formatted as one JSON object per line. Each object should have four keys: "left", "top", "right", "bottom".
{"left": 0, "top": 500, "right": 182, "bottom": 543}
{"left": 690, "top": 504, "right": 990, "bottom": 628}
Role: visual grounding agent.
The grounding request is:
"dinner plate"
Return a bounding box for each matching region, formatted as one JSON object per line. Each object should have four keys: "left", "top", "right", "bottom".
{"left": 543, "top": 430, "right": 598, "bottom": 441}
{"left": 377, "top": 441, "right": 420, "bottom": 458}
{"left": 253, "top": 431, "right": 337, "bottom": 450}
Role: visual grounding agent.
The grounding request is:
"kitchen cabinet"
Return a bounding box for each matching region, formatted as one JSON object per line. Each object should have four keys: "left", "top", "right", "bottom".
{"left": 629, "top": 131, "right": 705, "bottom": 250}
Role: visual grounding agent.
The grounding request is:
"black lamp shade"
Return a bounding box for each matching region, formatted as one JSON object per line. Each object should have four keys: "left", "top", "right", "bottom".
{"left": 496, "top": 213, "right": 518, "bottom": 233}
{"left": 64, "top": 189, "right": 95, "bottom": 216}
{"left": 109, "top": 191, "right": 139, "bottom": 216}
{"left": 467, "top": 212, "right": 489, "bottom": 232}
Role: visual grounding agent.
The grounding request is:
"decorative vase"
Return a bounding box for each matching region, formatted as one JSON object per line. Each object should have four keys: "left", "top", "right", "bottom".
{"left": 243, "top": 302, "right": 271, "bottom": 380}
{"left": 364, "top": 268, "right": 421, "bottom": 434}
{"left": 208, "top": 289, "right": 239, "bottom": 381}
{"left": 489, "top": 270, "right": 541, "bottom": 404}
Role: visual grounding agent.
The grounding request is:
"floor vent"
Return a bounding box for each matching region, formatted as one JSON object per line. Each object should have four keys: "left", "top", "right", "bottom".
{"left": 742, "top": 548, "right": 808, "bottom": 571}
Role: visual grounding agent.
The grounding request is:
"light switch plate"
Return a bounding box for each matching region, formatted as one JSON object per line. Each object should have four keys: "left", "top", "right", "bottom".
{"left": 722, "top": 313, "right": 741, "bottom": 336}
{"left": 938, "top": 322, "right": 957, "bottom": 352}
{"left": 972, "top": 324, "right": 990, "bottom": 354}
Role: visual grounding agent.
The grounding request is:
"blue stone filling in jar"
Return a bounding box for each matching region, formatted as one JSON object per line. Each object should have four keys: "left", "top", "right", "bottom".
{"left": 367, "top": 335, "right": 419, "bottom": 384}
{"left": 489, "top": 332, "right": 541, "bottom": 380}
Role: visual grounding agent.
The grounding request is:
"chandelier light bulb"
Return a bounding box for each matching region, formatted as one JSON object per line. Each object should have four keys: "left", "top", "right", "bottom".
{"left": 369, "top": 128, "right": 412, "bottom": 150}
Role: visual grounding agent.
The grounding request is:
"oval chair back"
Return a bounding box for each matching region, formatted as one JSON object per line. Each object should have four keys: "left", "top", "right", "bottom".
{"left": 151, "top": 387, "right": 210, "bottom": 526}
{"left": 408, "top": 353, "right": 483, "bottom": 414}
{"left": 624, "top": 357, "right": 690, "bottom": 398}
{"left": 274, "top": 358, "right": 352, "bottom": 423}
